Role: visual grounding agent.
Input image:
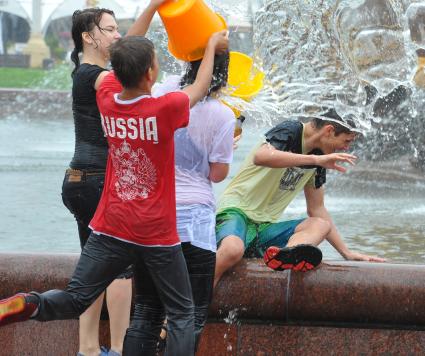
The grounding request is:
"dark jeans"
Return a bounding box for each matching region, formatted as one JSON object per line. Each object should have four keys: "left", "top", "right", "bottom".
{"left": 124, "top": 242, "right": 215, "bottom": 353}
{"left": 62, "top": 169, "right": 132, "bottom": 279}
{"left": 61, "top": 168, "right": 105, "bottom": 248}
{"left": 183, "top": 243, "right": 215, "bottom": 350}
{"left": 32, "top": 234, "right": 195, "bottom": 356}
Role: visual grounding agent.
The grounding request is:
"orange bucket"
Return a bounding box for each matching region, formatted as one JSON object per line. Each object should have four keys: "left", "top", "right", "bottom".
{"left": 158, "top": 0, "right": 227, "bottom": 62}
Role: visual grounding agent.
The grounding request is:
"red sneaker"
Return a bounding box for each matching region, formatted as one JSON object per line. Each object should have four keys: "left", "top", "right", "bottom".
{"left": 0, "top": 293, "right": 38, "bottom": 327}
{"left": 264, "top": 244, "right": 322, "bottom": 272}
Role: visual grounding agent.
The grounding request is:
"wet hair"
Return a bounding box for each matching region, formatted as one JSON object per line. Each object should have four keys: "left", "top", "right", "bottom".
{"left": 70, "top": 8, "right": 115, "bottom": 76}
{"left": 180, "top": 51, "right": 230, "bottom": 96}
{"left": 311, "top": 108, "right": 358, "bottom": 136}
{"left": 109, "top": 36, "right": 155, "bottom": 89}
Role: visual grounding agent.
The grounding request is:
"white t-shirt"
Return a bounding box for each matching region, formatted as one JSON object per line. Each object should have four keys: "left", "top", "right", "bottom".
{"left": 153, "top": 75, "right": 235, "bottom": 209}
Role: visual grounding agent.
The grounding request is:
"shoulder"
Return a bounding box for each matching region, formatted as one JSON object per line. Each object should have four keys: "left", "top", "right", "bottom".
{"left": 197, "top": 98, "right": 235, "bottom": 123}
{"left": 266, "top": 120, "right": 302, "bottom": 138}
{"left": 73, "top": 64, "right": 108, "bottom": 92}
{"left": 161, "top": 90, "right": 189, "bottom": 103}
{"left": 264, "top": 119, "right": 302, "bottom": 151}
{"left": 74, "top": 63, "right": 106, "bottom": 79}
{"left": 97, "top": 71, "right": 121, "bottom": 94}
{"left": 155, "top": 91, "right": 190, "bottom": 112}
{"left": 153, "top": 75, "right": 181, "bottom": 97}
{"left": 269, "top": 120, "right": 302, "bottom": 133}
{"left": 212, "top": 99, "right": 235, "bottom": 126}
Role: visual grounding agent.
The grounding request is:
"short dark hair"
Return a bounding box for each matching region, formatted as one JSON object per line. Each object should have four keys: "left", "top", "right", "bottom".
{"left": 311, "top": 108, "right": 359, "bottom": 136}
{"left": 109, "top": 36, "right": 155, "bottom": 89}
{"left": 180, "top": 51, "right": 230, "bottom": 96}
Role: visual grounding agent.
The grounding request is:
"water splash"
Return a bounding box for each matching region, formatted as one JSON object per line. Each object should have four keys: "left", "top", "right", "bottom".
{"left": 251, "top": 0, "right": 425, "bottom": 167}
{"left": 335, "top": 0, "right": 414, "bottom": 93}
{"left": 222, "top": 308, "right": 239, "bottom": 354}
{"left": 27, "top": 0, "right": 417, "bottom": 166}
{"left": 32, "top": 63, "right": 72, "bottom": 90}
{"left": 224, "top": 308, "right": 239, "bottom": 324}
{"left": 254, "top": 0, "right": 411, "bottom": 125}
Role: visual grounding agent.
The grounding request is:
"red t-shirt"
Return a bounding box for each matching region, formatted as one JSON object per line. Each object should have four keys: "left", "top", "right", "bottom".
{"left": 90, "top": 72, "right": 190, "bottom": 246}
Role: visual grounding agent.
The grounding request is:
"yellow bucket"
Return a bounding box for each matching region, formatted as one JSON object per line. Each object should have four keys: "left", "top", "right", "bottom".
{"left": 225, "top": 51, "right": 264, "bottom": 101}
{"left": 221, "top": 52, "right": 264, "bottom": 136}
{"left": 158, "top": 0, "right": 227, "bottom": 62}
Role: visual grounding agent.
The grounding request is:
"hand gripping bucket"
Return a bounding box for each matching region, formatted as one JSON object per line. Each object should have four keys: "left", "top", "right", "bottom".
{"left": 158, "top": 0, "right": 227, "bottom": 62}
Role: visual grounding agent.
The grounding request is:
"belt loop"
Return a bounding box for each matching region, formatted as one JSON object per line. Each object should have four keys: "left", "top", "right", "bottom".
{"left": 66, "top": 168, "right": 85, "bottom": 183}
{"left": 66, "top": 168, "right": 105, "bottom": 180}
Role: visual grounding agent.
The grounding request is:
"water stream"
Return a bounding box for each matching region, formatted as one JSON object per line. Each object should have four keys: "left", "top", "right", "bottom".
{"left": 1, "top": 0, "right": 425, "bottom": 264}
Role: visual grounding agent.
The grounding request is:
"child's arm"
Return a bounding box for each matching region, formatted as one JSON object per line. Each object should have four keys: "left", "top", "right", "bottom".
{"left": 182, "top": 30, "right": 229, "bottom": 108}
{"left": 254, "top": 143, "right": 356, "bottom": 171}
{"left": 304, "top": 186, "right": 386, "bottom": 262}
{"left": 126, "top": 0, "right": 167, "bottom": 37}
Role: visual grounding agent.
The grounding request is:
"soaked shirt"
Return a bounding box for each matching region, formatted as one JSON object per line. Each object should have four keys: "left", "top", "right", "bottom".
{"left": 217, "top": 121, "right": 326, "bottom": 223}
{"left": 90, "top": 72, "right": 190, "bottom": 246}
{"left": 70, "top": 64, "right": 110, "bottom": 170}
{"left": 153, "top": 75, "right": 235, "bottom": 209}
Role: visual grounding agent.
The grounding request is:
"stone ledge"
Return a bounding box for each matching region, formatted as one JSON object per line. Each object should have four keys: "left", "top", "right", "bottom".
{"left": 2, "top": 254, "right": 425, "bottom": 327}
{"left": 2, "top": 253, "right": 425, "bottom": 354}
{"left": 0, "top": 88, "right": 71, "bottom": 120}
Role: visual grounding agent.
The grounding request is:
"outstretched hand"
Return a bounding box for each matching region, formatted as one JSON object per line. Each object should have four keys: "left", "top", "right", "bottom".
{"left": 208, "top": 30, "right": 229, "bottom": 55}
{"left": 316, "top": 153, "right": 357, "bottom": 173}
{"left": 345, "top": 251, "right": 387, "bottom": 263}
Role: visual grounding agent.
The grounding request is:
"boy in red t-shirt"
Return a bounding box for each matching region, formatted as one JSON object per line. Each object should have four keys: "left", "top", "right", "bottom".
{"left": 0, "top": 33, "right": 228, "bottom": 356}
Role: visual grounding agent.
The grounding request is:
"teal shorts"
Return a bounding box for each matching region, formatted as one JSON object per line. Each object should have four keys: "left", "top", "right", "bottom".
{"left": 216, "top": 208, "right": 304, "bottom": 257}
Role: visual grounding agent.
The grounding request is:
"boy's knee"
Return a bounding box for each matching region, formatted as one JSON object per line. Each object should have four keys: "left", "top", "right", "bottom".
{"left": 167, "top": 305, "right": 195, "bottom": 324}
{"left": 218, "top": 236, "right": 245, "bottom": 263}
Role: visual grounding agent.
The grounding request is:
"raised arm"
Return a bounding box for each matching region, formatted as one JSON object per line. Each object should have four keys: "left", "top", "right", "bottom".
{"left": 182, "top": 30, "right": 229, "bottom": 108}
{"left": 126, "top": 0, "right": 167, "bottom": 37}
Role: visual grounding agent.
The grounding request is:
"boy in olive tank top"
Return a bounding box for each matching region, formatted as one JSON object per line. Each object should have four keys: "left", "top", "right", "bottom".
{"left": 215, "top": 109, "right": 386, "bottom": 286}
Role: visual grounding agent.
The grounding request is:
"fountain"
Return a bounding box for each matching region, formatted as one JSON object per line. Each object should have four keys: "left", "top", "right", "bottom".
{"left": 253, "top": 0, "right": 425, "bottom": 173}
{"left": 1, "top": 0, "right": 425, "bottom": 354}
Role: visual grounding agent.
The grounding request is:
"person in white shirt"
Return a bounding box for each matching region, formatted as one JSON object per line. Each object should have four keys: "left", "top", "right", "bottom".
{"left": 153, "top": 52, "right": 235, "bottom": 350}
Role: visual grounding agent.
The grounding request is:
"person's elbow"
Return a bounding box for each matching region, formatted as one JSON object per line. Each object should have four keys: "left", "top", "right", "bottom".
{"left": 306, "top": 207, "right": 315, "bottom": 217}
{"left": 253, "top": 151, "right": 268, "bottom": 166}
{"left": 209, "top": 163, "right": 229, "bottom": 183}
{"left": 209, "top": 171, "right": 228, "bottom": 183}
{"left": 306, "top": 204, "right": 325, "bottom": 217}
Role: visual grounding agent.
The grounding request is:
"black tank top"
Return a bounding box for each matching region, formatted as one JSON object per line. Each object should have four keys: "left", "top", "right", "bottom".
{"left": 69, "top": 63, "right": 108, "bottom": 170}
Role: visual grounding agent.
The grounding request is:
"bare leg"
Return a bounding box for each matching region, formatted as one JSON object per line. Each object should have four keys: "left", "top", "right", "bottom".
{"left": 79, "top": 292, "right": 104, "bottom": 356}
{"left": 107, "top": 278, "right": 132, "bottom": 354}
{"left": 214, "top": 236, "right": 244, "bottom": 287}
{"left": 286, "top": 217, "right": 331, "bottom": 247}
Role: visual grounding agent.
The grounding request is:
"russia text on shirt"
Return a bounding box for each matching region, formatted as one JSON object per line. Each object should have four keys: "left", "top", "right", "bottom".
{"left": 100, "top": 114, "right": 159, "bottom": 144}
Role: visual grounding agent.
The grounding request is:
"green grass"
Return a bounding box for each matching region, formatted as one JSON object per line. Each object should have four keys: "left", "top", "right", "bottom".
{"left": 0, "top": 67, "right": 46, "bottom": 88}
{"left": 0, "top": 64, "right": 72, "bottom": 90}
{"left": 0, "top": 65, "right": 165, "bottom": 91}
